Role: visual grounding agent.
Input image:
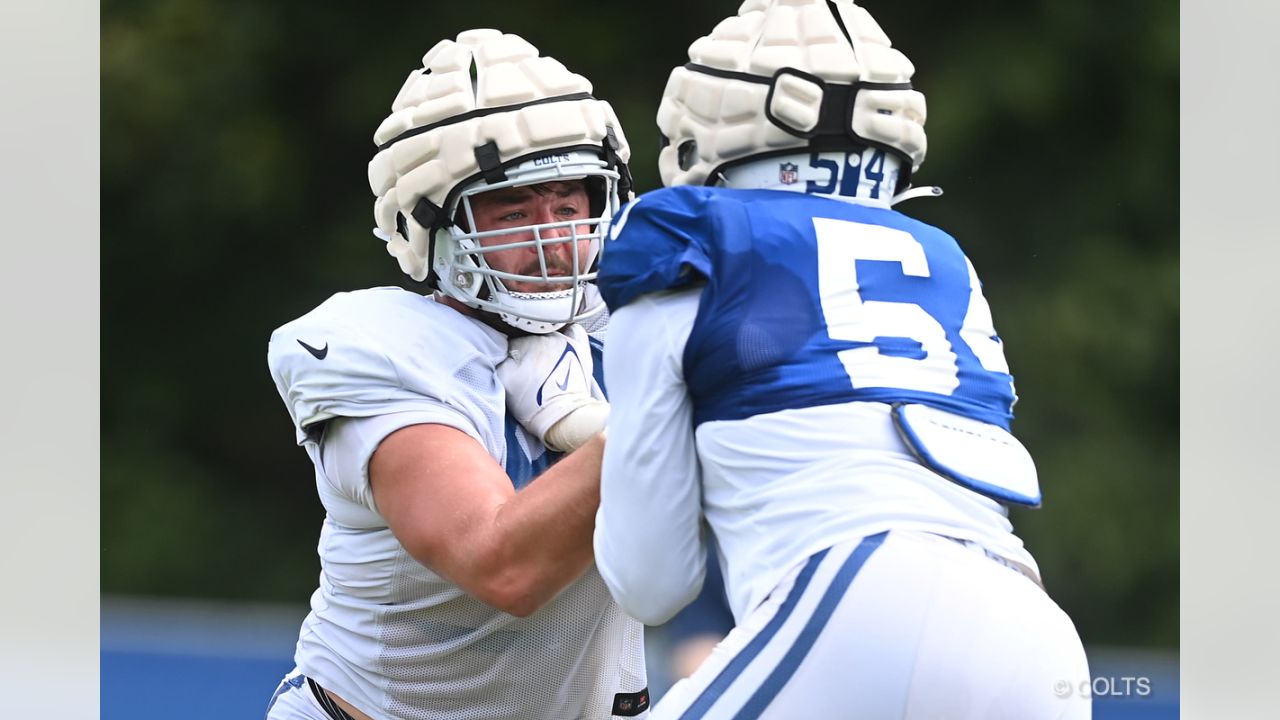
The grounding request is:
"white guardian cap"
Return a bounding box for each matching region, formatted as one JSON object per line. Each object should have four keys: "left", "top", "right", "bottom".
{"left": 368, "top": 29, "right": 633, "bottom": 333}
{"left": 656, "top": 0, "right": 926, "bottom": 193}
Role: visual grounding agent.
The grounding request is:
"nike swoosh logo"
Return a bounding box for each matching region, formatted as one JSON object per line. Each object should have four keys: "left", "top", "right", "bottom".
{"left": 297, "top": 339, "right": 328, "bottom": 360}
{"left": 536, "top": 345, "right": 580, "bottom": 405}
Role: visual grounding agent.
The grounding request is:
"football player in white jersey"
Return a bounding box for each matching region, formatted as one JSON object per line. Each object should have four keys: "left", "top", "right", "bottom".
{"left": 593, "top": 2, "right": 1090, "bottom": 718}
{"left": 263, "top": 30, "right": 648, "bottom": 720}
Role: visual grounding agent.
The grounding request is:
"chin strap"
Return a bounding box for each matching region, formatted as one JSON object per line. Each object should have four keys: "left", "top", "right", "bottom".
{"left": 890, "top": 185, "right": 944, "bottom": 206}
{"left": 493, "top": 283, "right": 608, "bottom": 335}
{"left": 494, "top": 288, "right": 582, "bottom": 335}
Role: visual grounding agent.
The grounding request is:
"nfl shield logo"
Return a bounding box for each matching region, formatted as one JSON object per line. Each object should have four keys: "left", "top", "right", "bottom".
{"left": 778, "top": 162, "right": 799, "bottom": 185}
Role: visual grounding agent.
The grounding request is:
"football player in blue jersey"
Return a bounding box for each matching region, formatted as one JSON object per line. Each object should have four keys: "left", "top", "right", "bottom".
{"left": 263, "top": 30, "right": 649, "bottom": 720}
{"left": 592, "top": 2, "right": 1090, "bottom": 718}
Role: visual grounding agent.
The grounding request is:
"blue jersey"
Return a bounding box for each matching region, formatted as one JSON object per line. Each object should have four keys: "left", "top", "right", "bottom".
{"left": 598, "top": 186, "right": 1017, "bottom": 429}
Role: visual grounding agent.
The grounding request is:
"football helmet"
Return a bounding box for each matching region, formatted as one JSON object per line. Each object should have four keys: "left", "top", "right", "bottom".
{"left": 368, "top": 29, "right": 632, "bottom": 333}
{"left": 656, "top": 0, "right": 926, "bottom": 193}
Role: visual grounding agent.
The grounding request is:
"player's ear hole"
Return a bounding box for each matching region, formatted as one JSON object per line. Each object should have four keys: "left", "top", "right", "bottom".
{"left": 677, "top": 140, "right": 698, "bottom": 171}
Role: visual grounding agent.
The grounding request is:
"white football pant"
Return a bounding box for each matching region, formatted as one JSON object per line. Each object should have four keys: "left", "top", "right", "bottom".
{"left": 265, "top": 668, "right": 354, "bottom": 720}
{"left": 654, "top": 530, "right": 1090, "bottom": 719}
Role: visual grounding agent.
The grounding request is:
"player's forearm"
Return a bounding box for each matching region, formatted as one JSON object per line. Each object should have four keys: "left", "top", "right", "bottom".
{"left": 595, "top": 463, "right": 706, "bottom": 624}
{"left": 594, "top": 295, "right": 709, "bottom": 624}
{"left": 371, "top": 423, "right": 601, "bottom": 617}
{"left": 472, "top": 433, "right": 605, "bottom": 616}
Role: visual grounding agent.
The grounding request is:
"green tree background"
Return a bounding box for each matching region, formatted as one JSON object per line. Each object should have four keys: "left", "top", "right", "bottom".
{"left": 102, "top": 0, "right": 1178, "bottom": 649}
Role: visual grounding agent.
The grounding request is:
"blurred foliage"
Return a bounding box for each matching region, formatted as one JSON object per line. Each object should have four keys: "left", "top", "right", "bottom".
{"left": 102, "top": 0, "right": 1178, "bottom": 648}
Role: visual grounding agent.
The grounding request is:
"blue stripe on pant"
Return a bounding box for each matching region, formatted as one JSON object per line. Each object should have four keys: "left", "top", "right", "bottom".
{"left": 265, "top": 672, "right": 305, "bottom": 717}
{"left": 680, "top": 532, "right": 889, "bottom": 719}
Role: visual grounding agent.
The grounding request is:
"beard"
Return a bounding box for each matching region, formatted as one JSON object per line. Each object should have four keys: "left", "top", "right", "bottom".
{"left": 513, "top": 255, "right": 581, "bottom": 291}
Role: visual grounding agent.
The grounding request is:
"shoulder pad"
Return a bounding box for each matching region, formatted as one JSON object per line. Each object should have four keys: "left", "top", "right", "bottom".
{"left": 267, "top": 288, "right": 506, "bottom": 442}
{"left": 598, "top": 187, "right": 721, "bottom": 311}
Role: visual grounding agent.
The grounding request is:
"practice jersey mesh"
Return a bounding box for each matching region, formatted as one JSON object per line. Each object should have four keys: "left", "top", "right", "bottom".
{"left": 268, "top": 287, "right": 645, "bottom": 719}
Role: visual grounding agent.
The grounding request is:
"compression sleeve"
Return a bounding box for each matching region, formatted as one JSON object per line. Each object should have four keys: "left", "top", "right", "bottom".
{"left": 593, "top": 288, "right": 707, "bottom": 625}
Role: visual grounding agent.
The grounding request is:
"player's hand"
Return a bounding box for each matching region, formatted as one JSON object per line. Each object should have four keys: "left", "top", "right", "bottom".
{"left": 497, "top": 324, "right": 609, "bottom": 452}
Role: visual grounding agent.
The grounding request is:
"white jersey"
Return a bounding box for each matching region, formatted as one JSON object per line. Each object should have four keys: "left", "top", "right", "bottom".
{"left": 268, "top": 287, "right": 646, "bottom": 720}
{"left": 594, "top": 289, "right": 1039, "bottom": 626}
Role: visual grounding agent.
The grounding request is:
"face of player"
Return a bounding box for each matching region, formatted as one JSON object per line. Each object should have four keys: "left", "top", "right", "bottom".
{"left": 466, "top": 181, "right": 594, "bottom": 294}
